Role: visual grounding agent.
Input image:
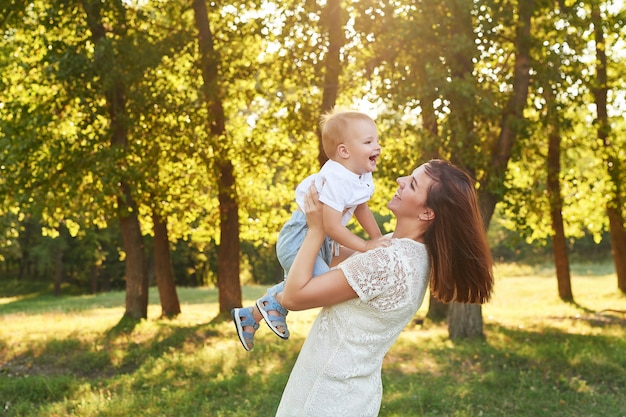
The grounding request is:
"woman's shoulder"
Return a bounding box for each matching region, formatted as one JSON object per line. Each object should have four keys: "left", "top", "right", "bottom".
{"left": 353, "top": 238, "right": 428, "bottom": 273}
{"left": 388, "top": 239, "right": 430, "bottom": 272}
{"left": 353, "top": 237, "right": 427, "bottom": 259}
{"left": 341, "top": 238, "right": 427, "bottom": 267}
{"left": 389, "top": 237, "right": 427, "bottom": 252}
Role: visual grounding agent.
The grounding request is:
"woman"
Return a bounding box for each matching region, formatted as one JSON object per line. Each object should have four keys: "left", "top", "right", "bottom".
{"left": 274, "top": 159, "right": 494, "bottom": 416}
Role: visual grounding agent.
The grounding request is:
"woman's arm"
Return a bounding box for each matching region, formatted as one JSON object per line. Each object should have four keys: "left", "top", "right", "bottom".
{"left": 280, "top": 185, "right": 358, "bottom": 311}
{"left": 279, "top": 268, "right": 357, "bottom": 311}
{"left": 330, "top": 246, "right": 356, "bottom": 267}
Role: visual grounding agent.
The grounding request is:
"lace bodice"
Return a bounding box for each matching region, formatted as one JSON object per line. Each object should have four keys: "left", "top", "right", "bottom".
{"left": 275, "top": 238, "right": 430, "bottom": 417}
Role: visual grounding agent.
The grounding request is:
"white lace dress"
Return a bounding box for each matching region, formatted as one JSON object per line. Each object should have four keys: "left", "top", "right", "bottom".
{"left": 275, "top": 238, "right": 430, "bottom": 417}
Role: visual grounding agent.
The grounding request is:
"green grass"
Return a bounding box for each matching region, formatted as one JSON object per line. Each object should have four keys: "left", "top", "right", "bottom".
{"left": 1, "top": 261, "right": 625, "bottom": 417}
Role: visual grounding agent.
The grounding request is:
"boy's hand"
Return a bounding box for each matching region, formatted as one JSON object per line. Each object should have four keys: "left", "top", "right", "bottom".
{"left": 364, "top": 236, "right": 391, "bottom": 251}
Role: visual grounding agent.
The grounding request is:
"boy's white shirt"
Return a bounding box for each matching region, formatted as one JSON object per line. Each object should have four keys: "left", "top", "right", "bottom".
{"left": 295, "top": 160, "right": 375, "bottom": 226}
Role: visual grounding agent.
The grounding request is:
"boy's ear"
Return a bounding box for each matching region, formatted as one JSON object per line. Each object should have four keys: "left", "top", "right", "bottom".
{"left": 337, "top": 144, "right": 349, "bottom": 159}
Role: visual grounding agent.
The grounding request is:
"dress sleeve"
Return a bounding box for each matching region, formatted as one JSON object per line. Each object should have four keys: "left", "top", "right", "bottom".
{"left": 337, "top": 247, "right": 400, "bottom": 303}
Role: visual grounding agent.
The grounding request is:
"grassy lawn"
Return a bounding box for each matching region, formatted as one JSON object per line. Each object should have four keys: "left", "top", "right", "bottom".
{"left": 0, "top": 262, "right": 625, "bottom": 417}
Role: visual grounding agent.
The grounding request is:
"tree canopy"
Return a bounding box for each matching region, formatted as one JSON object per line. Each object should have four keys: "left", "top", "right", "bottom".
{"left": 1, "top": 0, "right": 625, "bottom": 308}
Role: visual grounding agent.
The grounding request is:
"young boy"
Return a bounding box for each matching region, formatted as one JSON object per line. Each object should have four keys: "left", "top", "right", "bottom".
{"left": 232, "top": 109, "right": 389, "bottom": 351}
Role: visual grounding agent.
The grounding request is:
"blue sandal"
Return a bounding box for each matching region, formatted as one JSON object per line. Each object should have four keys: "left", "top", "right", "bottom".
{"left": 231, "top": 307, "right": 259, "bottom": 351}
{"left": 256, "top": 292, "right": 290, "bottom": 340}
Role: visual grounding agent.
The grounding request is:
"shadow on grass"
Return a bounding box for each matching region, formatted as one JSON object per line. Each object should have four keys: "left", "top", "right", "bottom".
{"left": 1, "top": 319, "right": 300, "bottom": 415}
{"left": 107, "top": 314, "right": 142, "bottom": 336}
{"left": 2, "top": 315, "right": 220, "bottom": 379}
{"left": 381, "top": 322, "right": 626, "bottom": 416}
{"left": 0, "top": 290, "right": 124, "bottom": 316}
{"left": 2, "top": 317, "right": 625, "bottom": 416}
{"left": 0, "top": 286, "right": 267, "bottom": 316}
{"left": 555, "top": 299, "right": 626, "bottom": 327}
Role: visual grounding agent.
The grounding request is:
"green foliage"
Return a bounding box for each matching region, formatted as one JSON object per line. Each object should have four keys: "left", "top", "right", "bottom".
{"left": 1, "top": 0, "right": 625, "bottom": 292}
{"left": 498, "top": 0, "right": 625, "bottom": 246}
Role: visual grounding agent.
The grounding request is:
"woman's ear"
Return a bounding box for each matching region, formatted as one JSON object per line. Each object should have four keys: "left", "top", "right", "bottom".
{"left": 418, "top": 209, "right": 435, "bottom": 221}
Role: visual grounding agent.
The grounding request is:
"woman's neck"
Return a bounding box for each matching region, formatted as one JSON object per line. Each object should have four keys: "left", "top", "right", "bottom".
{"left": 392, "top": 219, "right": 427, "bottom": 243}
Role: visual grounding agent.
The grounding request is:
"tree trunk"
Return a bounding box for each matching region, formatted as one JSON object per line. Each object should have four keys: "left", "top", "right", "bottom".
{"left": 102, "top": 272, "right": 111, "bottom": 292}
{"left": 153, "top": 213, "right": 181, "bottom": 318}
{"left": 448, "top": 303, "right": 484, "bottom": 339}
{"left": 479, "top": 0, "right": 534, "bottom": 227}
{"left": 193, "top": 0, "right": 242, "bottom": 313}
{"left": 443, "top": 0, "right": 483, "bottom": 337}
{"left": 607, "top": 208, "right": 626, "bottom": 292}
{"left": 426, "top": 294, "right": 449, "bottom": 322}
{"left": 216, "top": 160, "right": 242, "bottom": 313}
{"left": 416, "top": 58, "right": 445, "bottom": 318}
{"left": 443, "top": 0, "right": 533, "bottom": 338}
{"left": 445, "top": 0, "right": 478, "bottom": 175}
{"left": 120, "top": 203, "right": 149, "bottom": 319}
{"left": 591, "top": 6, "right": 626, "bottom": 293}
{"left": 91, "top": 264, "right": 98, "bottom": 294}
{"left": 82, "top": 0, "right": 149, "bottom": 319}
{"left": 54, "top": 245, "right": 63, "bottom": 296}
{"left": 545, "top": 89, "right": 573, "bottom": 301}
{"left": 316, "top": 0, "right": 345, "bottom": 167}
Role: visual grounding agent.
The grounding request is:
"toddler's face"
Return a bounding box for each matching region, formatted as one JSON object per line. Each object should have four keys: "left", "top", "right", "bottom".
{"left": 341, "top": 119, "right": 381, "bottom": 175}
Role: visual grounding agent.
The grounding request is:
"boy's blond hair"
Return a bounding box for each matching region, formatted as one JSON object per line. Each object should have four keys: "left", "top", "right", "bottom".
{"left": 319, "top": 109, "right": 376, "bottom": 159}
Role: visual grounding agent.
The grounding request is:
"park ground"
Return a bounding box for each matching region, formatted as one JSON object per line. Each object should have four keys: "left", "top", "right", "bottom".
{"left": 0, "top": 261, "right": 625, "bottom": 416}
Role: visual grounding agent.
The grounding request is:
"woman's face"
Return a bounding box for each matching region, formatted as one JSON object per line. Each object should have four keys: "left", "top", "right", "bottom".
{"left": 388, "top": 164, "right": 434, "bottom": 219}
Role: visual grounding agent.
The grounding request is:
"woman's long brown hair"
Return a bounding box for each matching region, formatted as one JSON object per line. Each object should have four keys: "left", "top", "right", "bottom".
{"left": 422, "top": 160, "right": 494, "bottom": 304}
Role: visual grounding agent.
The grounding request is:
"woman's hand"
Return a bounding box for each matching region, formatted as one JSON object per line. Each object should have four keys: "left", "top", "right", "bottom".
{"left": 282, "top": 184, "right": 359, "bottom": 311}
{"left": 303, "top": 184, "right": 324, "bottom": 232}
{"left": 364, "top": 235, "right": 391, "bottom": 251}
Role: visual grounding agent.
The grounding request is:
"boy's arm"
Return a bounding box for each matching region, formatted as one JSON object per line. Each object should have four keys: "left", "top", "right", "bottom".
{"left": 280, "top": 185, "right": 358, "bottom": 311}
{"left": 323, "top": 204, "right": 388, "bottom": 253}
{"left": 353, "top": 203, "right": 383, "bottom": 239}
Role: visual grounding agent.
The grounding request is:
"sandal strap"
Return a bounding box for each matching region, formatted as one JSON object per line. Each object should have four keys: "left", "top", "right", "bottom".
{"left": 265, "top": 311, "right": 288, "bottom": 327}
{"left": 241, "top": 329, "right": 256, "bottom": 340}
{"left": 257, "top": 293, "right": 288, "bottom": 316}
{"left": 232, "top": 307, "right": 259, "bottom": 351}
{"left": 256, "top": 293, "right": 290, "bottom": 340}
{"left": 239, "top": 306, "right": 260, "bottom": 330}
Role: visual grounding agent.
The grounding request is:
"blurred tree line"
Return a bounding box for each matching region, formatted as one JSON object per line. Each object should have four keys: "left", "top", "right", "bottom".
{"left": 0, "top": 0, "right": 624, "bottom": 333}
{"left": 0, "top": 214, "right": 282, "bottom": 291}
{"left": 0, "top": 210, "right": 613, "bottom": 289}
